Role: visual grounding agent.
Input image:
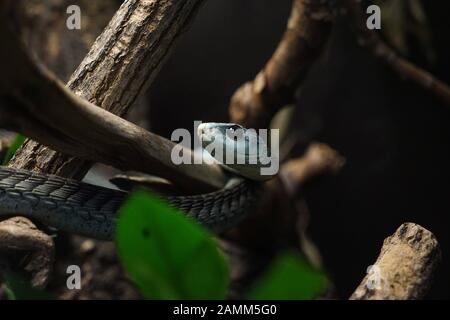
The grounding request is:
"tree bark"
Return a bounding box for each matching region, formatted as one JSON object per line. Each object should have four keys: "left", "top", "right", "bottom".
{"left": 1, "top": 0, "right": 226, "bottom": 192}
{"left": 350, "top": 223, "right": 441, "bottom": 300}
{"left": 8, "top": 0, "right": 206, "bottom": 180}
{"left": 12, "top": 0, "right": 118, "bottom": 81}
{"left": 0, "top": 0, "right": 207, "bottom": 294}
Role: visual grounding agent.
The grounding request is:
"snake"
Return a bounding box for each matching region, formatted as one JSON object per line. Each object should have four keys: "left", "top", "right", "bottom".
{"left": 0, "top": 123, "right": 275, "bottom": 240}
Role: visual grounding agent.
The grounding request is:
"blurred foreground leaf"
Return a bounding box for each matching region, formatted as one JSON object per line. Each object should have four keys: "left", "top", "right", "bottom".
{"left": 116, "top": 191, "right": 228, "bottom": 300}
{"left": 3, "top": 273, "right": 53, "bottom": 300}
{"left": 2, "top": 134, "right": 26, "bottom": 165}
{"left": 248, "top": 253, "right": 329, "bottom": 300}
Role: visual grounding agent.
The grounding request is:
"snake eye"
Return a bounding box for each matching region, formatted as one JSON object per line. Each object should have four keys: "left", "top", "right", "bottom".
{"left": 226, "top": 127, "right": 244, "bottom": 140}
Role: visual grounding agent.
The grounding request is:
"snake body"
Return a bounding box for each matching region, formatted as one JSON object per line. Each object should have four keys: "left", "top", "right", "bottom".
{"left": 0, "top": 166, "right": 259, "bottom": 240}
{"left": 0, "top": 123, "right": 269, "bottom": 240}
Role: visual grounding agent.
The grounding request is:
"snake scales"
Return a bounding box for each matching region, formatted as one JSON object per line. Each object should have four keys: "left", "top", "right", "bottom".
{"left": 0, "top": 124, "right": 269, "bottom": 240}
{"left": 0, "top": 166, "right": 259, "bottom": 240}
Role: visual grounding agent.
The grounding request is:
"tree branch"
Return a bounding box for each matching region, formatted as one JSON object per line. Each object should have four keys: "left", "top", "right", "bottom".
{"left": 0, "top": 0, "right": 211, "bottom": 290}
{"left": 0, "top": 16, "right": 227, "bottom": 192}
{"left": 343, "top": 0, "right": 450, "bottom": 106}
{"left": 350, "top": 223, "right": 441, "bottom": 300}
{"left": 0, "top": 217, "right": 54, "bottom": 288}
{"left": 229, "top": 0, "right": 333, "bottom": 129}
{"left": 224, "top": 143, "right": 345, "bottom": 298}
{"left": 7, "top": 0, "right": 206, "bottom": 180}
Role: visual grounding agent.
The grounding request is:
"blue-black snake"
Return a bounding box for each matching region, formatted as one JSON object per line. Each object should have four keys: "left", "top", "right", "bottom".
{"left": 0, "top": 123, "right": 270, "bottom": 240}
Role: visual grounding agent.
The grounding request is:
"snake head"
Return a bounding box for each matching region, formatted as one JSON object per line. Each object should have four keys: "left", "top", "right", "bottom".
{"left": 197, "top": 123, "right": 276, "bottom": 181}
{"left": 198, "top": 123, "right": 244, "bottom": 145}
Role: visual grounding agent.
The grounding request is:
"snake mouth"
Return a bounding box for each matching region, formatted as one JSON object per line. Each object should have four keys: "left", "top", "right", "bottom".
{"left": 196, "top": 123, "right": 207, "bottom": 138}
{"left": 197, "top": 123, "right": 221, "bottom": 143}
{"left": 198, "top": 123, "right": 245, "bottom": 140}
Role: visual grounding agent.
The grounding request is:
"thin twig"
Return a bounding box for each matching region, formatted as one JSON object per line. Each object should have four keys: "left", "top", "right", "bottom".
{"left": 343, "top": 0, "right": 450, "bottom": 106}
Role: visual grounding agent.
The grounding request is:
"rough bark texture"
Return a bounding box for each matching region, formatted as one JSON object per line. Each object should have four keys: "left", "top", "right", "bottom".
{"left": 9, "top": 0, "right": 206, "bottom": 180}
{"left": 13, "top": 0, "right": 118, "bottom": 81}
{"left": 1, "top": 0, "right": 224, "bottom": 192}
{"left": 0, "top": 0, "right": 207, "bottom": 297}
{"left": 229, "top": 0, "right": 333, "bottom": 129}
{"left": 0, "top": 217, "right": 54, "bottom": 288}
{"left": 0, "top": 66, "right": 227, "bottom": 192}
{"left": 350, "top": 223, "right": 441, "bottom": 300}
{"left": 0, "top": 0, "right": 118, "bottom": 298}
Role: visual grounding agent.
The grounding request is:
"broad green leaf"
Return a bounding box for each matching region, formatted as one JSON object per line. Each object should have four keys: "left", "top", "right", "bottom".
{"left": 3, "top": 273, "right": 53, "bottom": 300}
{"left": 248, "top": 252, "right": 329, "bottom": 300}
{"left": 178, "top": 241, "right": 228, "bottom": 299}
{"left": 116, "top": 191, "right": 228, "bottom": 300}
{"left": 2, "top": 134, "right": 26, "bottom": 165}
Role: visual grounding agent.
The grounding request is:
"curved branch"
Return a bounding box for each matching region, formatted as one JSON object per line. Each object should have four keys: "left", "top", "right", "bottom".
{"left": 6, "top": 0, "right": 206, "bottom": 180}
{"left": 0, "top": 0, "right": 226, "bottom": 193}
{"left": 229, "top": 0, "right": 333, "bottom": 129}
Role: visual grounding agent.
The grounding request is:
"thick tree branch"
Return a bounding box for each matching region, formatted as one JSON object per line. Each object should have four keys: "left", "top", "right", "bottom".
{"left": 229, "top": 0, "right": 333, "bottom": 129}
{"left": 0, "top": 0, "right": 209, "bottom": 290}
{"left": 343, "top": 0, "right": 450, "bottom": 106}
{"left": 7, "top": 0, "right": 206, "bottom": 179}
{"left": 0, "top": 217, "right": 54, "bottom": 288}
{"left": 0, "top": 20, "right": 226, "bottom": 192}
{"left": 350, "top": 223, "right": 441, "bottom": 300}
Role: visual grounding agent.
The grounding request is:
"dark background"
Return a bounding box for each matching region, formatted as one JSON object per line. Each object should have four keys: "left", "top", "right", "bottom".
{"left": 147, "top": 0, "right": 450, "bottom": 299}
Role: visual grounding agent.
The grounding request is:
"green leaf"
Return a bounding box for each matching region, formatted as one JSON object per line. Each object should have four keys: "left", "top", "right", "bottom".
{"left": 2, "top": 134, "right": 26, "bottom": 165}
{"left": 116, "top": 191, "right": 229, "bottom": 300}
{"left": 248, "top": 252, "right": 329, "bottom": 300}
{"left": 3, "top": 273, "right": 53, "bottom": 300}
